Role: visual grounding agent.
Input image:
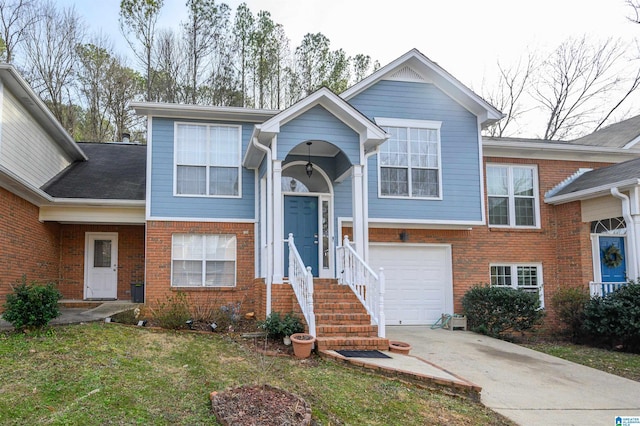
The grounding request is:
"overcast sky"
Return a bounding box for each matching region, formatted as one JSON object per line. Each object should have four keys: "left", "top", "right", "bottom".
{"left": 60, "top": 0, "right": 640, "bottom": 137}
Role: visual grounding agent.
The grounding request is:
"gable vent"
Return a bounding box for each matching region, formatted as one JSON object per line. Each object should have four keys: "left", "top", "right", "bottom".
{"left": 386, "top": 66, "right": 429, "bottom": 83}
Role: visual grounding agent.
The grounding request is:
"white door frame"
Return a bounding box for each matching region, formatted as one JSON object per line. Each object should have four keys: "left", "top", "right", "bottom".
{"left": 84, "top": 232, "right": 118, "bottom": 299}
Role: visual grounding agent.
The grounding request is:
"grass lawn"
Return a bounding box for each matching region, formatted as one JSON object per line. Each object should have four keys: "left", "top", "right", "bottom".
{"left": 523, "top": 341, "right": 640, "bottom": 382}
{"left": 0, "top": 323, "right": 513, "bottom": 425}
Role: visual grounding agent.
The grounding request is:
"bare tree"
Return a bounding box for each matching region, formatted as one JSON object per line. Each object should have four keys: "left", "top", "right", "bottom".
{"left": 152, "top": 28, "right": 185, "bottom": 103}
{"left": 483, "top": 54, "right": 536, "bottom": 137}
{"left": 23, "top": 1, "right": 85, "bottom": 134}
{"left": 0, "top": 0, "right": 38, "bottom": 63}
{"left": 104, "top": 54, "right": 143, "bottom": 141}
{"left": 533, "top": 36, "right": 629, "bottom": 140}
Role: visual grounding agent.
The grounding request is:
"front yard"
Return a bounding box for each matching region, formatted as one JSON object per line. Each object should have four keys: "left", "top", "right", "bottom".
{"left": 0, "top": 323, "right": 512, "bottom": 425}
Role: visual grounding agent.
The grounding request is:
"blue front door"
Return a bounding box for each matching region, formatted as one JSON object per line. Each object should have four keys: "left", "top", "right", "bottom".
{"left": 284, "top": 195, "right": 319, "bottom": 276}
{"left": 599, "top": 236, "right": 626, "bottom": 282}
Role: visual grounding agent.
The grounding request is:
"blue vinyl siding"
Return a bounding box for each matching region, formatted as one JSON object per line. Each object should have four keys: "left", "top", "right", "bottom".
{"left": 149, "top": 117, "right": 255, "bottom": 219}
{"left": 277, "top": 105, "right": 360, "bottom": 164}
{"left": 349, "top": 80, "right": 483, "bottom": 222}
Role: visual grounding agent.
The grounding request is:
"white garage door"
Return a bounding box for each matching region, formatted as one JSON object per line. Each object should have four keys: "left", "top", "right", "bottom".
{"left": 369, "top": 244, "right": 453, "bottom": 326}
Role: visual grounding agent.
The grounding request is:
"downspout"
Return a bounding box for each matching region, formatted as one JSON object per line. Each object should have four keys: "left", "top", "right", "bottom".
{"left": 362, "top": 147, "right": 381, "bottom": 263}
{"left": 252, "top": 137, "right": 273, "bottom": 314}
{"left": 611, "top": 187, "right": 637, "bottom": 280}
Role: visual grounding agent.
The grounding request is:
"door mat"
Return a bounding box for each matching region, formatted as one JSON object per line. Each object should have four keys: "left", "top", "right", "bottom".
{"left": 335, "top": 350, "right": 391, "bottom": 359}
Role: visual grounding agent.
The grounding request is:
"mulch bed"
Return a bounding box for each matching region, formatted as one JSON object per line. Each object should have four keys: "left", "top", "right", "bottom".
{"left": 210, "top": 384, "right": 312, "bottom": 426}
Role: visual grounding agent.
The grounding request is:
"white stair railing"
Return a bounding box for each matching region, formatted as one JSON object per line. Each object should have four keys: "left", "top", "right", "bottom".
{"left": 589, "top": 281, "right": 628, "bottom": 298}
{"left": 286, "top": 233, "right": 316, "bottom": 337}
{"left": 336, "top": 235, "right": 385, "bottom": 338}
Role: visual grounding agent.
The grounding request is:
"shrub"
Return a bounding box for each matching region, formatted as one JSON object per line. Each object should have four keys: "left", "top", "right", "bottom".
{"left": 258, "top": 312, "right": 304, "bottom": 338}
{"left": 2, "top": 276, "right": 62, "bottom": 330}
{"left": 151, "top": 292, "right": 191, "bottom": 329}
{"left": 582, "top": 282, "right": 640, "bottom": 352}
{"left": 550, "top": 286, "right": 590, "bottom": 341}
{"left": 211, "top": 302, "right": 242, "bottom": 332}
{"left": 461, "top": 285, "right": 544, "bottom": 338}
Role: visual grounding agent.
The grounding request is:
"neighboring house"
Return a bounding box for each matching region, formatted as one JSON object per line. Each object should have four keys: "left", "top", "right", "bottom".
{"left": 2, "top": 50, "right": 640, "bottom": 348}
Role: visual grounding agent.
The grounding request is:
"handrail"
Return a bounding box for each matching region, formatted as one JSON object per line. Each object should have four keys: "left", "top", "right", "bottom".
{"left": 286, "top": 233, "right": 316, "bottom": 337}
{"left": 589, "top": 281, "right": 628, "bottom": 298}
{"left": 336, "top": 235, "right": 385, "bottom": 338}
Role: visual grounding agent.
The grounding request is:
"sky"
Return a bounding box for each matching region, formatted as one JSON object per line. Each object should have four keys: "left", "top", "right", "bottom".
{"left": 58, "top": 0, "right": 640, "bottom": 137}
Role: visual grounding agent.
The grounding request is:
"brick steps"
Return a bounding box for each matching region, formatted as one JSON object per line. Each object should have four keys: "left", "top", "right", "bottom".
{"left": 311, "top": 279, "right": 389, "bottom": 351}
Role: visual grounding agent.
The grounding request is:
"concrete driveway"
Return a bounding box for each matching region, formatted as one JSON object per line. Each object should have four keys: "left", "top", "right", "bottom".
{"left": 387, "top": 326, "right": 640, "bottom": 426}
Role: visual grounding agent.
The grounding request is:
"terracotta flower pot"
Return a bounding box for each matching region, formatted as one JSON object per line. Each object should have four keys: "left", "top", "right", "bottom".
{"left": 290, "top": 333, "right": 316, "bottom": 359}
{"left": 389, "top": 341, "right": 412, "bottom": 355}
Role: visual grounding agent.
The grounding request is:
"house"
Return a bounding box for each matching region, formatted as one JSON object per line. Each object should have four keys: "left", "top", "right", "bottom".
{"left": 2, "top": 50, "right": 639, "bottom": 349}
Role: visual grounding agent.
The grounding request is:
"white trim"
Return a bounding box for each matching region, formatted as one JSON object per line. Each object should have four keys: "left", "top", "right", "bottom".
{"left": 0, "top": 79, "right": 4, "bottom": 153}
{"left": 146, "top": 115, "right": 153, "bottom": 220}
{"left": 487, "top": 163, "right": 541, "bottom": 229}
{"left": 342, "top": 216, "right": 480, "bottom": 229}
{"left": 478, "top": 118, "right": 487, "bottom": 225}
{"left": 130, "top": 101, "right": 278, "bottom": 122}
{"left": 170, "top": 233, "right": 237, "bottom": 288}
{"left": 622, "top": 134, "right": 640, "bottom": 150}
{"left": 489, "top": 262, "right": 545, "bottom": 308}
{"left": 172, "top": 121, "right": 242, "bottom": 198}
{"left": 146, "top": 216, "right": 255, "bottom": 223}
{"left": 374, "top": 117, "right": 442, "bottom": 129}
{"left": 483, "top": 138, "right": 638, "bottom": 162}
{"left": 39, "top": 206, "right": 145, "bottom": 224}
{"left": 545, "top": 179, "right": 640, "bottom": 205}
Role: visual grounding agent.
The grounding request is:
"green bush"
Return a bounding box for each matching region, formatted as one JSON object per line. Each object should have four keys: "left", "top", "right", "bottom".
{"left": 550, "top": 286, "right": 590, "bottom": 341}
{"left": 258, "top": 311, "right": 304, "bottom": 338}
{"left": 151, "top": 292, "right": 191, "bottom": 329}
{"left": 461, "top": 285, "right": 544, "bottom": 337}
{"left": 582, "top": 282, "right": 640, "bottom": 352}
{"left": 2, "top": 276, "right": 62, "bottom": 330}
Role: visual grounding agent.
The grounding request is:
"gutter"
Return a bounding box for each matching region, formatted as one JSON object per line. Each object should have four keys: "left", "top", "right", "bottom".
{"left": 611, "top": 188, "right": 638, "bottom": 280}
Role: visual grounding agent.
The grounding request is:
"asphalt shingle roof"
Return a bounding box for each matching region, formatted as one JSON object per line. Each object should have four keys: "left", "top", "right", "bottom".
{"left": 42, "top": 142, "right": 146, "bottom": 200}
{"left": 568, "top": 115, "right": 640, "bottom": 149}
{"left": 553, "top": 156, "right": 640, "bottom": 196}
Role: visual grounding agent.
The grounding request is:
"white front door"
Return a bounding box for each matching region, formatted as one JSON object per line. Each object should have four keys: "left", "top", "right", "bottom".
{"left": 85, "top": 232, "right": 118, "bottom": 299}
{"left": 369, "top": 243, "right": 453, "bottom": 325}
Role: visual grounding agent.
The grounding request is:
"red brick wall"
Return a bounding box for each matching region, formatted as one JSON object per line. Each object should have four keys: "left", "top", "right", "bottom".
{"left": 358, "top": 157, "right": 613, "bottom": 328}
{"left": 59, "top": 224, "right": 145, "bottom": 300}
{"left": 0, "top": 187, "right": 60, "bottom": 306}
{"left": 145, "top": 221, "right": 258, "bottom": 315}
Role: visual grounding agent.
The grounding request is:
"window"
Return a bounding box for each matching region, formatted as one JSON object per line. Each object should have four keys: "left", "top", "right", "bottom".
{"left": 175, "top": 123, "right": 241, "bottom": 197}
{"left": 377, "top": 119, "right": 441, "bottom": 198}
{"left": 490, "top": 264, "right": 544, "bottom": 307}
{"left": 172, "top": 234, "right": 236, "bottom": 287}
{"left": 487, "top": 165, "right": 538, "bottom": 227}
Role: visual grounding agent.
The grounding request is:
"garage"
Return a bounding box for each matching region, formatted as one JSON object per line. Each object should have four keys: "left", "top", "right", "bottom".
{"left": 368, "top": 244, "right": 453, "bottom": 325}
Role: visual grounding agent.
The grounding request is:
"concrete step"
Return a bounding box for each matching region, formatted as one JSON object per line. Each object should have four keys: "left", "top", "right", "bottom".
{"left": 316, "top": 336, "right": 390, "bottom": 351}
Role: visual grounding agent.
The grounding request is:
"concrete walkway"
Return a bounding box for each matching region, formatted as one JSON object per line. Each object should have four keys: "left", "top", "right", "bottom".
{"left": 388, "top": 326, "right": 640, "bottom": 426}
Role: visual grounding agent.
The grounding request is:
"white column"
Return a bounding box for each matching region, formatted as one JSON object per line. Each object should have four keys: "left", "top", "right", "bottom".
{"left": 272, "top": 160, "right": 284, "bottom": 283}
{"left": 352, "top": 165, "right": 365, "bottom": 256}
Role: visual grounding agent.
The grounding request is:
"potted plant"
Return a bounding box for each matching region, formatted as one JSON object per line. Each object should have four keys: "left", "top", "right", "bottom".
{"left": 290, "top": 333, "right": 316, "bottom": 358}
{"left": 258, "top": 312, "right": 304, "bottom": 345}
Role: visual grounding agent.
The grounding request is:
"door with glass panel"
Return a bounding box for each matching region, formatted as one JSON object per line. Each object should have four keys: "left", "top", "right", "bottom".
{"left": 85, "top": 232, "right": 118, "bottom": 299}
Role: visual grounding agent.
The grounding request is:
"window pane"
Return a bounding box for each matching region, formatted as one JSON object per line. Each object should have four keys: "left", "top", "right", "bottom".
{"left": 93, "top": 240, "right": 111, "bottom": 267}
{"left": 380, "top": 138, "right": 408, "bottom": 167}
{"left": 173, "top": 234, "right": 203, "bottom": 260}
{"left": 487, "top": 167, "right": 508, "bottom": 195}
{"left": 172, "top": 260, "right": 202, "bottom": 286}
{"left": 515, "top": 198, "right": 535, "bottom": 226}
{"left": 490, "top": 265, "right": 511, "bottom": 286}
{"left": 205, "top": 235, "right": 236, "bottom": 260}
{"left": 381, "top": 167, "right": 408, "bottom": 196}
{"left": 205, "top": 261, "right": 235, "bottom": 287}
{"left": 176, "top": 124, "right": 207, "bottom": 165}
{"left": 209, "top": 167, "right": 239, "bottom": 196}
{"left": 513, "top": 168, "right": 534, "bottom": 196}
{"left": 177, "top": 165, "right": 206, "bottom": 195}
{"left": 210, "top": 126, "right": 239, "bottom": 166}
{"left": 517, "top": 266, "right": 538, "bottom": 287}
{"left": 488, "top": 197, "right": 509, "bottom": 225}
{"left": 411, "top": 169, "right": 438, "bottom": 197}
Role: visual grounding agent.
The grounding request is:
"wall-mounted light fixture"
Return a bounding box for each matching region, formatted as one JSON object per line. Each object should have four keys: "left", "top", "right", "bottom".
{"left": 399, "top": 230, "right": 409, "bottom": 242}
{"left": 306, "top": 141, "right": 313, "bottom": 177}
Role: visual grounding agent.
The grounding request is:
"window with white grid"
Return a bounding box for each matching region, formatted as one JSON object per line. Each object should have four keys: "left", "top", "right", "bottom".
{"left": 377, "top": 119, "right": 441, "bottom": 199}
{"left": 175, "top": 123, "right": 241, "bottom": 197}
{"left": 487, "top": 164, "right": 539, "bottom": 227}
{"left": 172, "top": 234, "right": 236, "bottom": 287}
{"left": 490, "top": 264, "right": 544, "bottom": 307}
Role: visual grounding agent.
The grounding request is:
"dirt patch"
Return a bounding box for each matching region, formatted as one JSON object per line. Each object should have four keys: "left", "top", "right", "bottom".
{"left": 210, "top": 384, "right": 311, "bottom": 426}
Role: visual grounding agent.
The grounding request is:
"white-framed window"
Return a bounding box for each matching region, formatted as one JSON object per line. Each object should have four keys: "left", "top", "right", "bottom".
{"left": 175, "top": 123, "right": 241, "bottom": 197}
{"left": 487, "top": 164, "right": 539, "bottom": 227}
{"left": 490, "top": 263, "right": 544, "bottom": 307}
{"left": 172, "top": 234, "right": 236, "bottom": 287}
{"left": 375, "top": 118, "right": 442, "bottom": 199}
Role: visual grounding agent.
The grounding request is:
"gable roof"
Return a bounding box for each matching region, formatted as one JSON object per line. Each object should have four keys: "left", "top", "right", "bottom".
{"left": 545, "top": 156, "right": 640, "bottom": 204}
{"left": 567, "top": 115, "right": 640, "bottom": 150}
{"left": 244, "top": 87, "right": 388, "bottom": 168}
{"left": 0, "top": 64, "right": 86, "bottom": 161}
{"left": 341, "top": 48, "right": 503, "bottom": 127}
{"left": 42, "top": 142, "right": 146, "bottom": 200}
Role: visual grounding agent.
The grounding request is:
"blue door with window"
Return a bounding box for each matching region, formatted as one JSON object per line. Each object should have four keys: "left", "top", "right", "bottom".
{"left": 599, "top": 236, "right": 626, "bottom": 282}
{"left": 284, "top": 195, "right": 319, "bottom": 276}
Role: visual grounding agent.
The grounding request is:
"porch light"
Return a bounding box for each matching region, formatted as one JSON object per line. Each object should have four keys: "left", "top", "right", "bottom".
{"left": 399, "top": 230, "right": 409, "bottom": 242}
{"left": 306, "top": 141, "right": 313, "bottom": 178}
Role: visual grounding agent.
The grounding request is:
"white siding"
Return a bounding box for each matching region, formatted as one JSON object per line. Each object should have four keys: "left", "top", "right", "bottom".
{"left": 0, "top": 88, "right": 73, "bottom": 187}
{"left": 581, "top": 196, "right": 622, "bottom": 222}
